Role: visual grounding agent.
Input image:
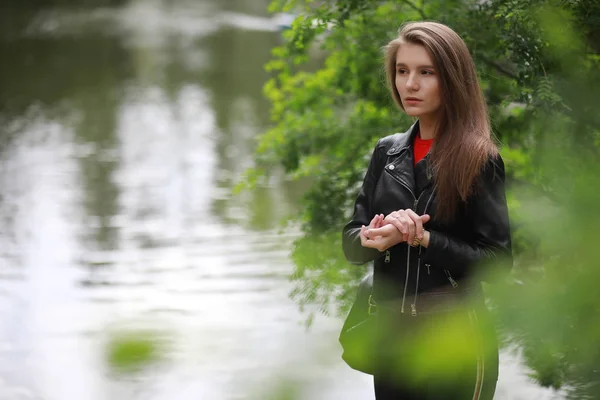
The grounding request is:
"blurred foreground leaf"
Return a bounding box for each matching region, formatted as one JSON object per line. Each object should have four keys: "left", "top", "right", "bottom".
{"left": 105, "top": 330, "right": 166, "bottom": 373}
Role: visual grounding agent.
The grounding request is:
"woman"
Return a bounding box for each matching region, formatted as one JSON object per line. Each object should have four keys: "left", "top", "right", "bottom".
{"left": 342, "top": 21, "right": 512, "bottom": 399}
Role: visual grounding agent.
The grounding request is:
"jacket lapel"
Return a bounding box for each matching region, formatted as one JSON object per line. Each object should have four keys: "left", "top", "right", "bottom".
{"left": 386, "top": 121, "right": 435, "bottom": 199}
{"left": 414, "top": 154, "right": 434, "bottom": 196}
{"left": 385, "top": 122, "right": 419, "bottom": 197}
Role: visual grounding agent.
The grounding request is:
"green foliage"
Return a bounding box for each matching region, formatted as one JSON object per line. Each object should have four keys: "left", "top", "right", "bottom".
{"left": 247, "top": 0, "right": 600, "bottom": 394}
{"left": 290, "top": 230, "right": 367, "bottom": 325}
{"left": 105, "top": 330, "right": 166, "bottom": 373}
{"left": 487, "top": 144, "right": 600, "bottom": 397}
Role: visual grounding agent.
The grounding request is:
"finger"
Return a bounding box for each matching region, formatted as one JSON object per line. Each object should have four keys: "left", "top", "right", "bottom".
{"left": 362, "top": 239, "right": 377, "bottom": 249}
{"left": 397, "top": 217, "right": 408, "bottom": 235}
{"left": 382, "top": 218, "right": 408, "bottom": 244}
{"left": 360, "top": 225, "right": 369, "bottom": 245}
{"left": 366, "top": 224, "right": 395, "bottom": 237}
{"left": 407, "top": 219, "right": 416, "bottom": 245}
{"left": 370, "top": 229, "right": 394, "bottom": 252}
{"left": 399, "top": 210, "right": 415, "bottom": 244}
{"left": 421, "top": 214, "right": 431, "bottom": 224}
{"left": 361, "top": 228, "right": 381, "bottom": 249}
{"left": 377, "top": 237, "right": 390, "bottom": 252}
{"left": 389, "top": 210, "right": 403, "bottom": 219}
{"left": 383, "top": 213, "right": 397, "bottom": 224}
{"left": 361, "top": 234, "right": 385, "bottom": 251}
{"left": 385, "top": 218, "right": 402, "bottom": 233}
{"left": 368, "top": 215, "right": 378, "bottom": 228}
{"left": 369, "top": 236, "right": 383, "bottom": 251}
{"left": 406, "top": 209, "right": 423, "bottom": 240}
{"left": 365, "top": 226, "right": 384, "bottom": 237}
{"left": 383, "top": 214, "right": 397, "bottom": 228}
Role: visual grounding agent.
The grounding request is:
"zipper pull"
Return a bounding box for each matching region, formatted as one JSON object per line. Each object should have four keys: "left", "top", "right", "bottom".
{"left": 410, "top": 304, "right": 417, "bottom": 316}
{"left": 426, "top": 263, "right": 431, "bottom": 275}
{"left": 445, "top": 270, "right": 459, "bottom": 288}
{"left": 385, "top": 250, "right": 391, "bottom": 263}
{"left": 413, "top": 198, "right": 418, "bottom": 210}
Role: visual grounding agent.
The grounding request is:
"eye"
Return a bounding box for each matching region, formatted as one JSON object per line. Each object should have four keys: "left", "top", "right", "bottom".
{"left": 421, "top": 70, "right": 435, "bottom": 75}
{"left": 397, "top": 68, "right": 408, "bottom": 74}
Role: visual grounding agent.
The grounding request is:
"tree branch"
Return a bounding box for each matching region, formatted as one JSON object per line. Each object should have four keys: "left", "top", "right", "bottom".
{"left": 478, "top": 54, "right": 519, "bottom": 80}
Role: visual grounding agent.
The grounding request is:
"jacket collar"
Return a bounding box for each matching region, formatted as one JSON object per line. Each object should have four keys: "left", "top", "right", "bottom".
{"left": 385, "top": 120, "right": 434, "bottom": 197}
{"left": 386, "top": 120, "right": 420, "bottom": 156}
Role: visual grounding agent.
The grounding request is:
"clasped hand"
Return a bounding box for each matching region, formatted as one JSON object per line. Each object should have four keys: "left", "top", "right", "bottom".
{"left": 359, "top": 209, "right": 430, "bottom": 252}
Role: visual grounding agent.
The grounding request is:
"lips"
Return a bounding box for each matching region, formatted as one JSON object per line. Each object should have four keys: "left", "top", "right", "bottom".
{"left": 405, "top": 97, "right": 422, "bottom": 101}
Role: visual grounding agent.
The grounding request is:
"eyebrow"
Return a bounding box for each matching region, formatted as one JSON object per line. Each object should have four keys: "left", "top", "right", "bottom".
{"left": 395, "top": 63, "right": 436, "bottom": 69}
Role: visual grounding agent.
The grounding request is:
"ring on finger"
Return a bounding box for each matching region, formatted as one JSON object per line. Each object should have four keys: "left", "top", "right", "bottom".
{"left": 410, "top": 229, "right": 425, "bottom": 247}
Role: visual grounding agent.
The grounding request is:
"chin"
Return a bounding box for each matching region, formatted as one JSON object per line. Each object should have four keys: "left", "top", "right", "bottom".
{"left": 403, "top": 109, "right": 425, "bottom": 117}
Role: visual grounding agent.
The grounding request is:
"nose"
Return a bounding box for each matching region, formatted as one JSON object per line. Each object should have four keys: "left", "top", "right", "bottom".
{"left": 405, "top": 73, "right": 419, "bottom": 91}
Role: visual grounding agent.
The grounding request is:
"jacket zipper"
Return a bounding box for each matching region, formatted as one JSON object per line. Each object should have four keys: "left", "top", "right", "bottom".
{"left": 410, "top": 191, "right": 435, "bottom": 316}
{"left": 400, "top": 245, "right": 411, "bottom": 313}
{"left": 411, "top": 246, "right": 422, "bottom": 316}
{"left": 381, "top": 161, "right": 415, "bottom": 278}
{"left": 400, "top": 194, "right": 422, "bottom": 314}
{"left": 386, "top": 159, "right": 435, "bottom": 315}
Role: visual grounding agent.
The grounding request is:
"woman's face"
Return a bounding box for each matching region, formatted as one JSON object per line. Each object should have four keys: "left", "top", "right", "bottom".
{"left": 394, "top": 42, "right": 442, "bottom": 120}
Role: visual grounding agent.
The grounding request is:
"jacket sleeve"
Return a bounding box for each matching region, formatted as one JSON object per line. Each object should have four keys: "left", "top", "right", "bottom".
{"left": 342, "top": 140, "right": 386, "bottom": 265}
{"left": 422, "top": 154, "right": 513, "bottom": 279}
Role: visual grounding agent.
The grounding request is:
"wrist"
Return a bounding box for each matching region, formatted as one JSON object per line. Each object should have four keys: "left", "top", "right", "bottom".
{"left": 421, "top": 230, "right": 431, "bottom": 248}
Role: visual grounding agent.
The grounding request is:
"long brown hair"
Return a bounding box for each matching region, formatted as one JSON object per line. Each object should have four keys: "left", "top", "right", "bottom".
{"left": 384, "top": 21, "right": 498, "bottom": 222}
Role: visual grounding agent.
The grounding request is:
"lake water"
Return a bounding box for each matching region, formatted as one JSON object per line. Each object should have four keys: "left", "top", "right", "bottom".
{"left": 0, "top": 1, "right": 565, "bottom": 399}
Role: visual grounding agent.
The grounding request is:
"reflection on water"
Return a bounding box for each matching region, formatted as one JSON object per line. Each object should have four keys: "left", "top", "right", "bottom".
{"left": 0, "top": 1, "right": 562, "bottom": 399}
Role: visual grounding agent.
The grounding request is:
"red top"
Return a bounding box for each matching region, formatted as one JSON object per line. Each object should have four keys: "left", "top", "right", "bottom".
{"left": 413, "top": 133, "right": 434, "bottom": 166}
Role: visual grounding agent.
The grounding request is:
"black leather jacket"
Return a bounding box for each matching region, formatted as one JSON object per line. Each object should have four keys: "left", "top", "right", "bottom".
{"left": 342, "top": 122, "right": 512, "bottom": 314}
